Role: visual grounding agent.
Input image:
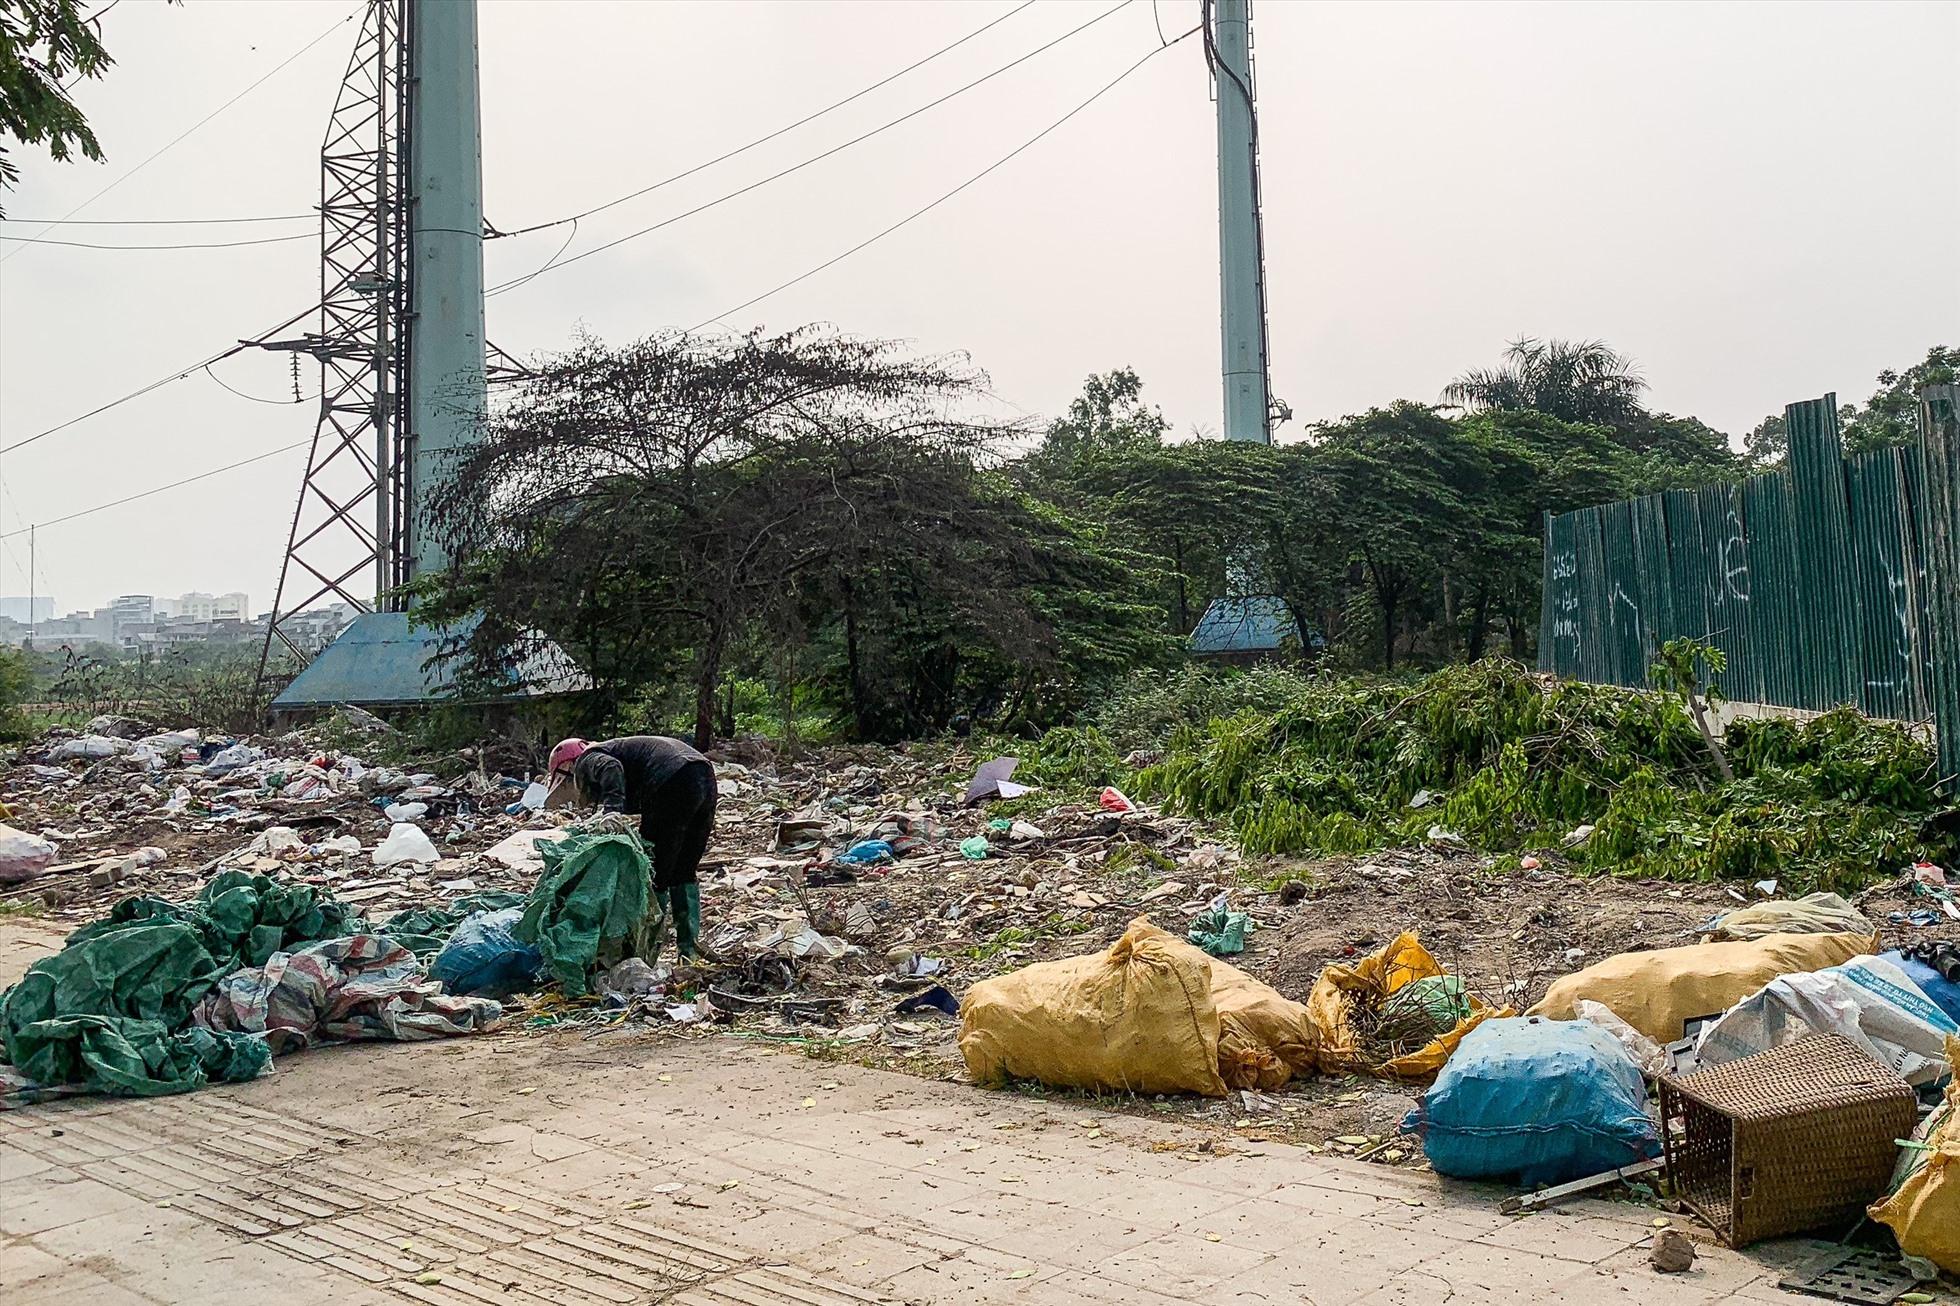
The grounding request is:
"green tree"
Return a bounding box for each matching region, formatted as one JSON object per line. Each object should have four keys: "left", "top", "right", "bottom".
{"left": 1441, "top": 337, "right": 1650, "bottom": 431}
{"left": 1743, "top": 412, "right": 1787, "bottom": 469}
{"left": 1841, "top": 345, "right": 1958, "bottom": 454}
{"left": 0, "top": 0, "right": 122, "bottom": 211}
{"left": 1022, "top": 367, "right": 1168, "bottom": 481}
{"left": 423, "top": 329, "right": 1175, "bottom": 745}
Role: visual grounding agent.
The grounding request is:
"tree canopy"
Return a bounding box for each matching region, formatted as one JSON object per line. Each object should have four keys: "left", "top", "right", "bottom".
{"left": 0, "top": 0, "right": 120, "bottom": 211}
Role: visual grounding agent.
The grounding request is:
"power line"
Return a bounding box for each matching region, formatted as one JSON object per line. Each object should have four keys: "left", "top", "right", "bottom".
{"left": 201, "top": 361, "right": 309, "bottom": 406}
{"left": 0, "top": 301, "right": 318, "bottom": 457}
{"left": 2, "top": 8, "right": 357, "bottom": 263}
{"left": 0, "top": 440, "right": 311, "bottom": 542}
{"left": 0, "top": 230, "right": 314, "bottom": 251}
{"left": 696, "top": 24, "right": 1200, "bottom": 330}
{"left": 0, "top": 212, "right": 311, "bottom": 226}
{"left": 487, "top": 0, "right": 1134, "bottom": 296}
{"left": 499, "top": 0, "right": 1039, "bottom": 240}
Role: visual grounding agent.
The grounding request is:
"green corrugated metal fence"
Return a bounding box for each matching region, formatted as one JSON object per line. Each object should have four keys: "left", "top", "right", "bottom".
{"left": 1541, "top": 388, "right": 1959, "bottom": 788}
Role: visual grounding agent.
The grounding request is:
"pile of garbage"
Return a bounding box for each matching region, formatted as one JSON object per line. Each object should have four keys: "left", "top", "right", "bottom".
{"left": 954, "top": 863, "right": 1960, "bottom": 1280}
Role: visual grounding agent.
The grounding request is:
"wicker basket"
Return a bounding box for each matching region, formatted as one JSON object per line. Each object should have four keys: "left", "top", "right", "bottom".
{"left": 1659, "top": 1034, "right": 1918, "bottom": 1247}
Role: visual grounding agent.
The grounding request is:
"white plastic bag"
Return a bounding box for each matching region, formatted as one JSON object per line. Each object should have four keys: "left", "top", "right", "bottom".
{"left": 1693, "top": 954, "right": 1959, "bottom": 1087}
{"left": 249, "top": 826, "right": 305, "bottom": 857}
{"left": 383, "top": 800, "right": 429, "bottom": 822}
{"left": 0, "top": 823, "right": 57, "bottom": 883}
{"left": 137, "top": 729, "right": 199, "bottom": 754}
{"left": 373, "top": 822, "right": 440, "bottom": 867}
{"left": 48, "top": 734, "right": 131, "bottom": 761}
{"left": 202, "top": 743, "right": 263, "bottom": 777}
{"left": 1575, "top": 999, "right": 1673, "bottom": 1078}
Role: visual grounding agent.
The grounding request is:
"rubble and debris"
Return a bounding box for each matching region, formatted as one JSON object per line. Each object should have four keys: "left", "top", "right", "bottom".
{"left": 1649, "top": 1229, "right": 1697, "bottom": 1274}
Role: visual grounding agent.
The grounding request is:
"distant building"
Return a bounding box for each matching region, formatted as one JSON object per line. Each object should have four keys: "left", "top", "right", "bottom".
{"left": 0, "top": 597, "right": 55, "bottom": 625}
{"left": 109, "top": 595, "right": 154, "bottom": 631}
{"left": 27, "top": 610, "right": 114, "bottom": 646}
{"left": 158, "top": 591, "right": 250, "bottom": 622}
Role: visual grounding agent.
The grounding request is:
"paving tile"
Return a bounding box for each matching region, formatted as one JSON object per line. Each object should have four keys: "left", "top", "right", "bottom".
{"left": 1094, "top": 1229, "right": 1274, "bottom": 1297}
{"left": 1475, "top": 1209, "right": 1643, "bottom": 1262}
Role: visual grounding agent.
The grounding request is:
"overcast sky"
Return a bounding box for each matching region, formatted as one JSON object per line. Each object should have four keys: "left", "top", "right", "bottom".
{"left": 0, "top": 0, "right": 1953, "bottom": 617}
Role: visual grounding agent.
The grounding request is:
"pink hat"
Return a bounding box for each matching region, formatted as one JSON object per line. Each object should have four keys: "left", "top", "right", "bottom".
{"left": 547, "top": 738, "right": 589, "bottom": 778}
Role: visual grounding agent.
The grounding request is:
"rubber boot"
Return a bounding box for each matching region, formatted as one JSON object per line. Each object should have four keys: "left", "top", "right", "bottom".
{"left": 674, "top": 882, "right": 701, "bottom": 960}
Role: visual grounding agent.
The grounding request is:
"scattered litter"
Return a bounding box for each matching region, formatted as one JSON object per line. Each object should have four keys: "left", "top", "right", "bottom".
{"left": 373, "top": 823, "right": 441, "bottom": 867}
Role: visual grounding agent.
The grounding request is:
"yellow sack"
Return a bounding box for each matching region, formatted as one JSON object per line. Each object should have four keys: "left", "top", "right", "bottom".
{"left": 959, "top": 917, "right": 1229, "bottom": 1097}
{"left": 1126, "top": 922, "right": 1319, "bottom": 1091}
{"left": 1700, "top": 892, "right": 1870, "bottom": 942}
{"left": 1308, "top": 932, "right": 1503, "bottom": 1078}
{"left": 1529, "top": 931, "right": 1876, "bottom": 1043}
{"left": 1869, "top": 1036, "right": 1959, "bottom": 1273}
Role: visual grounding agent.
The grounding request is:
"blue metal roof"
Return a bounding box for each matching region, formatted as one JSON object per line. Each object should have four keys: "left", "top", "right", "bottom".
{"left": 1190, "top": 594, "right": 1300, "bottom": 655}
{"left": 272, "top": 611, "right": 590, "bottom": 708}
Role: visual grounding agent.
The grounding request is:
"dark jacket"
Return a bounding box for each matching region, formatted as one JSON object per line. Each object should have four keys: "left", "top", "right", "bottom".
{"left": 571, "top": 735, "right": 709, "bottom": 813}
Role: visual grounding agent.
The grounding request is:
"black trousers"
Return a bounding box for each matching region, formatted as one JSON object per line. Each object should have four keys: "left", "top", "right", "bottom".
{"left": 636, "top": 760, "right": 717, "bottom": 891}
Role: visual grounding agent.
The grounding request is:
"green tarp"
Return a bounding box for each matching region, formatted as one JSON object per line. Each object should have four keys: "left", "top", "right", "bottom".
{"left": 0, "top": 923, "right": 270, "bottom": 1095}
{"left": 379, "top": 890, "right": 527, "bottom": 958}
{"left": 67, "top": 870, "right": 368, "bottom": 968}
{"left": 514, "top": 829, "right": 658, "bottom": 997}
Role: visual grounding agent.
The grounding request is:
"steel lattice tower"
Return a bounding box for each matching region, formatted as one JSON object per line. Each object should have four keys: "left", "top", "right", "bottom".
{"left": 256, "top": 0, "right": 410, "bottom": 676}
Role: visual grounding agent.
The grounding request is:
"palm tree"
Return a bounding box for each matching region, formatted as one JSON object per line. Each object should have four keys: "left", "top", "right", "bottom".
{"left": 1441, "top": 337, "right": 1649, "bottom": 428}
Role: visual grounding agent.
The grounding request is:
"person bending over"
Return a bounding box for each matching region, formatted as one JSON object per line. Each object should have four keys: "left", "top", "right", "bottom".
{"left": 547, "top": 735, "right": 716, "bottom": 958}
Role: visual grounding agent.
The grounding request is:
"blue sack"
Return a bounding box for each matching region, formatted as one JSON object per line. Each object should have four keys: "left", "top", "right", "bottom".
{"left": 1407, "top": 1015, "right": 1660, "bottom": 1187}
{"left": 1880, "top": 951, "right": 1960, "bottom": 1026}
{"left": 430, "top": 908, "right": 543, "bottom": 998}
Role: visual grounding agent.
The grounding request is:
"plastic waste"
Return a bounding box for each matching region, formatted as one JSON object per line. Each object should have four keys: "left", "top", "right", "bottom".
{"left": 1692, "top": 954, "right": 1958, "bottom": 1088}
{"left": 958, "top": 836, "right": 989, "bottom": 860}
{"left": 249, "top": 826, "right": 305, "bottom": 858}
{"left": 1188, "top": 893, "right": 1253, "bottom": 957}
{"left": 598, "top": 957, "right": 670, "bottom": 1003}
{"left": 383, "top": 800, "right": 429, "bottom": 823}
{"left": 429, "top": 908, "right": 544, "bottom": 998}
{"left": 964, "top": 756, "right": 1028, "bottom": 805}
{"left": 137, "top": 729, "right": 199, "bottom": 754}
{"left": 1409, "top": 1015, "right": 1660, "bottom": 1186}
{"left": 0, "top": 822, "right": 57, "bottom": 884}
{"left": 1884, "top": 951, "right": 1960, "bottom": 1025}
{"left": 125, "top": 744, "right": 166, "bottom": 772}
{"left": 1575, "top": 999, "right": 1673, "bottom": 1078}
{"left": 201, "top": 743, "right": 264, "bottom": 778}
{"left": 1698, "top": 892, "right": 1871, "bottom": 942}
{"left": 372, "top": 822, "right": 440, "bottom": 867}
{"left": 1099, "top": 786, "right": 1136, "bottom": 814}
{"left": 838, "top": 839, "right": 895, "bottom": 865}
{"left": 162, "top": 785, "right": 192, "bottom": 814}
{"left": 49, "top": 734, "right": 133, "bottom": 761}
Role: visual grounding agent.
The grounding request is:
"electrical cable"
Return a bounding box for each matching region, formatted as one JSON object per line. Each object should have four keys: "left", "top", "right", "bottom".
{"left": 498, "top": 0, "right": 1038, "bottom": 239}
{"left": 0, "top": 300, "right": 319, "bottom": 456}
{"left": 0, "top": 440, "right": 311, "bottom": 540}
{"left": 202, "top": 362, "right": 310, "bottom": 406}
{"left": 0, "top": 212, "right": 311, "bottom": 225}
{"left": 693, "top": 23, "right": 1199, "bottom": 330}
{"left": 487, "top": 218, "right": 579, "bottom": 296}
{"left": 3, "top": 7, "right": 358, "bottom": 263}
{"left": 0, "top": 230, "right": 315, "bottom": 251}
{"left": 487, "top": 0, "right": 1133, "bottom": 295}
